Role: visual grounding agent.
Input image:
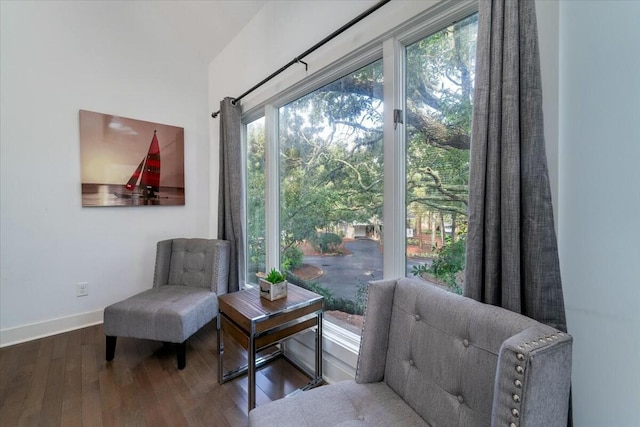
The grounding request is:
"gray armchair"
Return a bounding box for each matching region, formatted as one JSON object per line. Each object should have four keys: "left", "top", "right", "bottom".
{"left": 249, "top": 277, "right": 572, "bottom": 427}
{"left": 103, "top": 238, "right": 230, "bottom": 369}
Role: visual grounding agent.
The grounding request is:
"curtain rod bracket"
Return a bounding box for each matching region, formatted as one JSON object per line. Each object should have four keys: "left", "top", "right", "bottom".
{"left": 294, "top": 58, "right": 308, "bottom": 72}
{"left": 211, "top": 98, "right": 238, "bottom": 118}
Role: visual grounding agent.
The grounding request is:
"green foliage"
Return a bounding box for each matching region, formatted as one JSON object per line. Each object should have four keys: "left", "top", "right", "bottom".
{"left": 311, "top": 232, "right": 343, "bottom": 254}
{"left": 277, "top": 59, "right": 384, "bottom": 253}
{"left": 411, "top": 263, "right": 430, "bottom": 277}
{"left": 281, "top": 246, "right": 304, "bottom": 271}
{"left": 264, "top": 268, "right": 286, "bottom": 284}
{"left": 330, "top": 298, "right": 360, "bottom": 315}
{"left": 405, "top": 14, "right": 477, "bottom": 224}
{"left": 286, "top": 272, "right": 364, "bottom": 316}
{"left": 428, "top": 237, "right": 466, "bottom": 294}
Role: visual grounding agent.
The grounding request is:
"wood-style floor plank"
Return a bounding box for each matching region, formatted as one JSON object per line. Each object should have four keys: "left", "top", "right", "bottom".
{"left": 0, "top": 321, "right": 313, "bottom": 427}
{"left": 17, "top": 336, "right": 54, "bottom": 426}
{"left": 60, "top": 329, "right": 83, "bottom": 427}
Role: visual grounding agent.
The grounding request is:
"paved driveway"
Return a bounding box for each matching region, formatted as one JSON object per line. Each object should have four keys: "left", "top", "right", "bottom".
{"left": 303, "top": 239, "right": 429, "bottom": 300}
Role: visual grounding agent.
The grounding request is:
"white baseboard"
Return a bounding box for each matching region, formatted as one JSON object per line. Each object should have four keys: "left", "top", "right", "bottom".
{"left": 0, "top": 310, "right": 104, "bottom": 348}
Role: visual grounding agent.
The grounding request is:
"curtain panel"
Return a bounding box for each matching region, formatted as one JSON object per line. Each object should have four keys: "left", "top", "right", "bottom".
{"left": 464, "top": 0, "right": 567, "bottom": 333}
{"left": 218, "top": 97, "right": 243, "bottom": 293}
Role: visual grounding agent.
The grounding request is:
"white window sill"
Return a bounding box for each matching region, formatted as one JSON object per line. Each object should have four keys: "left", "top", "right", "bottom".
{"left": 284, "top": 319, "right": 360, "bottom": 384}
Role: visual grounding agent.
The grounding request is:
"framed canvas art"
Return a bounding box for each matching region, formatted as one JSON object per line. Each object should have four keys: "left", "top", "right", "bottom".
{"left": 79, "top": 110, "right": 185, "bottom": 207}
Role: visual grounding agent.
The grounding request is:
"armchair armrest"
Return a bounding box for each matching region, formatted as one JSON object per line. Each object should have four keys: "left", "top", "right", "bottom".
{"left": 492, "top": 326, "right": 572, "bottom": 427}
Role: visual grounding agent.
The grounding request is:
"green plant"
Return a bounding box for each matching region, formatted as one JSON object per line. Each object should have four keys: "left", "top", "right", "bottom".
{"left": 281, "top": 246, "right": 303, "bottom": 270}
{"left": 428, "top": 237, "right": 466, "bottom": 294}
{"left": 311, "top": 232, "right": 343, "bottom": 254}
{"left": 285, "top": 272, "right": 365, "bottom": 316}
{"left": 264, "top": 268, "right": 286, "bottom": 284}
{"left": 411, "top": 263, "right": 430, "bottom": 277}
{"left": 355, "top": 282, "right": 368, "bottom": 314}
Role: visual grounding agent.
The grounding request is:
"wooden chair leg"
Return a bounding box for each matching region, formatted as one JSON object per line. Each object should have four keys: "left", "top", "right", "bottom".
{"left": 177, "top": 341, "right": 186, "bottom": 370}
{"left": 106, "top": 336, "right": 117, "bottom": 361}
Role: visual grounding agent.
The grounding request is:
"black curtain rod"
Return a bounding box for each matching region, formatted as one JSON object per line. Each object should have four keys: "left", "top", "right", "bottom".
{"left": 211, "top": 0, "right": 392, "bottom": 118}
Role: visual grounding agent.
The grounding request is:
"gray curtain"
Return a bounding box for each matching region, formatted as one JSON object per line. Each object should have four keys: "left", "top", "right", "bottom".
{"left": 464, "top": 0, "right": 567, "bottom": 333}
{"left": 218, "top": 97, "right": 244, "bottom": 293}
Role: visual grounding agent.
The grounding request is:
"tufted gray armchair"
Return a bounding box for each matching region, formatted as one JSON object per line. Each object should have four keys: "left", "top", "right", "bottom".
{"left": 103, "top": 238, "right": 230, "bottom": 369}
{"left": 249, "top": 277, "right": 572, "bottom": 427}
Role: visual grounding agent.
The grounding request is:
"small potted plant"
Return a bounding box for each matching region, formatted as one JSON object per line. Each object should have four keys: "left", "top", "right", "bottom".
{"left": 259, "top": 268, "right": 288, "bottom": 301}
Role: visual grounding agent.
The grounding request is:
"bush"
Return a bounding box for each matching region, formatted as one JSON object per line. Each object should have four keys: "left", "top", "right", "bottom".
{"left": 355, "top": 282, "right": 368, "bottom": 314}
{"left": 411, "top": 263, "right": 429, "bottom": 277}
{"left": 428, "top": 237, "right": 466, "bottom": 294}
{"left": 281, "top": 246, "right": 304, "bottom": 270}
{"left": 311, "top": 232, "right": 343, "bottom": 254}
{"left": 286, "top": 272, "right": 365, "bottom": 315}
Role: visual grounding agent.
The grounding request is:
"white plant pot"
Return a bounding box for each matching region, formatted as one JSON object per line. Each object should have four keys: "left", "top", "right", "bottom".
{"left": 259, "top": 278, "right": 288, "bottom": 301}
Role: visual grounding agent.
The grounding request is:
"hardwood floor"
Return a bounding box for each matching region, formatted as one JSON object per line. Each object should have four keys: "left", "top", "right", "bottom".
{"left": 0, "top": 321, "right": 311, "bottom": 427}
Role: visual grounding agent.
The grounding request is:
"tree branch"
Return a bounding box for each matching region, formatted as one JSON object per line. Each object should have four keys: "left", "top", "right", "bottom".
{"left": 422, "top": 167, "right": 468, "bottom": 206}
{"left": 408, "top": 198, "right": 467, "bottom": 216}
{"left": 333, "top": 158, "right": 382, "bottom": 191}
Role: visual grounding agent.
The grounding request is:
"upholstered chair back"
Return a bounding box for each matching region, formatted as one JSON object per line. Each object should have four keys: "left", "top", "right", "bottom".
{"left": 357, "top": 278, "right": 572, "bottom": 427}
{"left": 152, "top": 238, "right": 231, "bottom": 295}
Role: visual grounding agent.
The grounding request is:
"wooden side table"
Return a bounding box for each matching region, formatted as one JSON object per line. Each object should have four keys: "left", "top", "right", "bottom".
{"left": 217, "top": 284, "right": 324, "bottom": 412}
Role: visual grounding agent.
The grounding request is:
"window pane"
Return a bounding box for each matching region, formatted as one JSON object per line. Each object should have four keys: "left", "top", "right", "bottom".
{"left": 246, "top": 117, "right": 266, "bottom": 286}
{"left": 405, "top": 14, "right": 478, "bottom": 294}
{"left": 279, "top": 60, "right": 383, "bottom": 334}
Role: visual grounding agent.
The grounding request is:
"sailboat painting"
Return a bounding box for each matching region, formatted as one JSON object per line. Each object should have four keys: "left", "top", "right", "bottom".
{"left": 79, "top": 110, "right": 185, "bottom": 207}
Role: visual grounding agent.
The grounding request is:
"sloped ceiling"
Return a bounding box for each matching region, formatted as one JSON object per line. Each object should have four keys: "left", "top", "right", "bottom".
{"left": 149, "top": 0, "right": 266, "bottom": 65}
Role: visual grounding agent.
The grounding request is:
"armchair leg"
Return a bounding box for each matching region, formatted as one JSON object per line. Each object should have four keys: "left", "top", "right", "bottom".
{"left": 106, "top": 336, "right": 117, "bottom": 361}
{"left": 177, "top": 341, "right": 186, "bottom": 370}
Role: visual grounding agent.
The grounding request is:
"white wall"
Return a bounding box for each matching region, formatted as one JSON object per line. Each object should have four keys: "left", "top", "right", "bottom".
{"left": 208, "top": 0, "right": 640, "bottom": 421}
{"left": 557, "top": 1, "right": 640, "bottom": 425}
{"left": 0, "top": 1, "right": 211, "bottom": 345}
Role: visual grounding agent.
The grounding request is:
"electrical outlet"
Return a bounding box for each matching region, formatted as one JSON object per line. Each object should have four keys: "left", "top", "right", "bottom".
{"left": 77, "top": 282, "right": 88, "bottom": 297}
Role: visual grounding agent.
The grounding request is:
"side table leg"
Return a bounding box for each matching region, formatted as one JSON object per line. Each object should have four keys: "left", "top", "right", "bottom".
{"left": 217, "top": 314, "right": 223, "bottom": 384}
{"left": 248, "top": 325, "right": 256, "bottom": 412}
{"left": 316, "top": 312, "right": 323, "bottom": 381}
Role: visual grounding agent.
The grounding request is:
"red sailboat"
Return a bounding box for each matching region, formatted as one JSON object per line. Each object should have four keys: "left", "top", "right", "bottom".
{"left": 123, "top": 131, "right": 161, "bottom": 199}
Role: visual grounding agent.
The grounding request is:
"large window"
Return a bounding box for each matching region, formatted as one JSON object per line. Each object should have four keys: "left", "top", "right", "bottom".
{"left": 244, "top": 8, "right": 477, "bottom": 337}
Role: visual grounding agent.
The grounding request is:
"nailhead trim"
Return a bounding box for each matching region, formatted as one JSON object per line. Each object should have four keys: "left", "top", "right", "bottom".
{"left": 521, "top": 332, "right": 565, "bottom": 350}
